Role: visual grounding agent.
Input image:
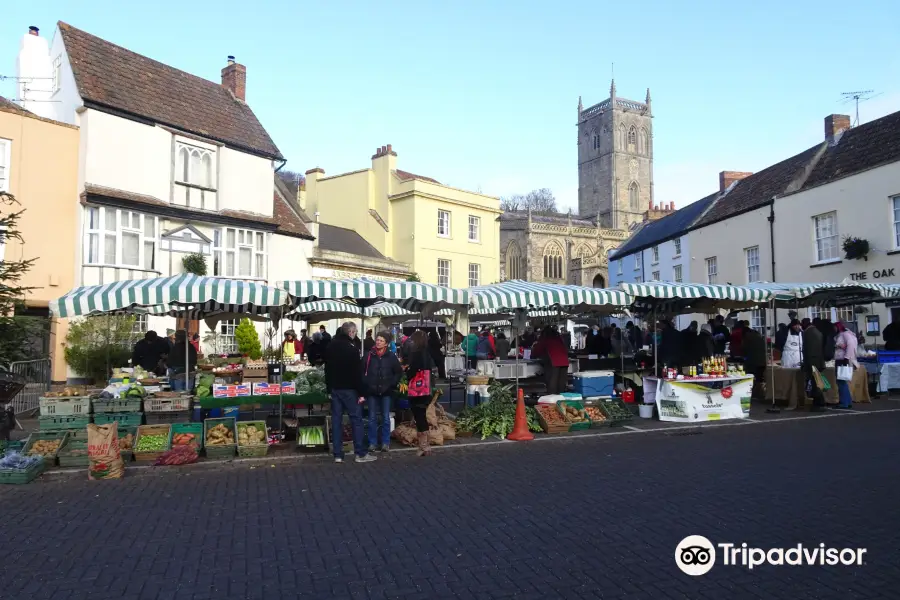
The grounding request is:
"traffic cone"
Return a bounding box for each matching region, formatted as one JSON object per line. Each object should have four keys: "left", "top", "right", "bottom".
{"left": 506, "top": 388, "right": 534, "bottom": 441}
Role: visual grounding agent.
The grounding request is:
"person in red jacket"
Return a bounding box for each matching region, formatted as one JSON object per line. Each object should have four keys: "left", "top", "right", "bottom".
{"left": 532, "top": 325, "right": 569, "bottom": 394}
{"left": 730, "top": 321, "right": 746, "bottom": 358}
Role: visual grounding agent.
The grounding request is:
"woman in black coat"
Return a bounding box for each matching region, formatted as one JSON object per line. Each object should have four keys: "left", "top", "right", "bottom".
{"left": 361, "top": 332, "right": 403, "bottom": 452}
{"left": 406, "top": 331, "right": 435, "bottom": 457}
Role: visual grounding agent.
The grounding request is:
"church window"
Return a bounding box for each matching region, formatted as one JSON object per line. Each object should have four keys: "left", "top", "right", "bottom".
{"left": 628, "top": 181, "right": 640, "bottom": 210}
{"left": 543, "top": 242, "right": 564, "bottom": 280}
{"left": 627, "top": 126, "right": 636, "bottom": 152}
{"left": 617, "top": 124, "right": 626, "bottom": 150}
{"left": 640, "top": 128, "right": 649, "bottom": 155}
{"left": 592, "top": 134, "right": 600, "bottom": 150}
{"left": 506, "top": 241, "right": 522, "bottom": 280}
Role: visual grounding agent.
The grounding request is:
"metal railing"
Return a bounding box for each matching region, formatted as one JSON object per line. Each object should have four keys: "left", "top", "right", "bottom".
{"left": 8, "top": 359, "right": 51, "bottom": 414}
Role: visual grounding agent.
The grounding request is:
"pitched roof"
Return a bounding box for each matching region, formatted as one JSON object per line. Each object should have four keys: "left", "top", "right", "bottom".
{"left": 0, "top": 95, "right": 30, "bottom": 116}
{"left": 610, "top": 192, "right": 719, "bottom": 258}
{"left": 694, "top": 143, "right": 824, "bottom": 228}
{"left": 394, "top": 169, "right": 440, "bottom": 184}
{"left": 317, "top": 224, "right": 386, "bottom": 259}
{"left": 57, "top": 21, "right": 282, "bottom": 159}
{"left": 272, "top": 179, "right": 313, "bottom": 239}
{"left": 800, "top": 109, "right": 900, "bottom": 191}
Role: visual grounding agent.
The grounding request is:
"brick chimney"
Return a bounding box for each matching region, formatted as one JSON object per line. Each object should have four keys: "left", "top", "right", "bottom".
{"left": 719, "top": 171, "right": 752, "bottom": 192}
{"left": 824, "top": 114, "right": 851, "bottom": 145}
{"left": 371, "top": 144, "right": 397, "bottom": 160}
{"left": 221, "top": 55, "right": 246, "bottom": 101}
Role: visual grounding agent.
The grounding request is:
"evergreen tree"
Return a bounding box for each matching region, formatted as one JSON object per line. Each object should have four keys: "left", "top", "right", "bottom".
{"left": 0, "top": 192, "right": 41, "bottom": 364}
{"left": 234, "top": 318, "right": 262, "bottom": 359}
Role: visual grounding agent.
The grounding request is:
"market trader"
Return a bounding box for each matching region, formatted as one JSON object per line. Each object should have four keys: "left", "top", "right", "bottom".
{"left": 132, "top": 330, "right": 169, "bottom": 376}
{"left": 325, "top": 322, "right": 376, "bottom": 464}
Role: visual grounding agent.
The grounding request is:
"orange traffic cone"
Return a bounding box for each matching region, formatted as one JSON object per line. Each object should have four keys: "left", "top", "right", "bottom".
{"left": 506, "top": 388, "right": 534, "bottom": 441}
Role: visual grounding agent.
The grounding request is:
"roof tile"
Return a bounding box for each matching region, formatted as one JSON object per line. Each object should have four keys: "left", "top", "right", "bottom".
{"left": 58, "top": 22, "right": 282, "bottom": 159}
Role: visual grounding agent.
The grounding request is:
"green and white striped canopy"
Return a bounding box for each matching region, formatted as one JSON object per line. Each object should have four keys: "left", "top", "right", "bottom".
{"left": 277, "top": 278, "right": 469, "bottom": 313}
{"left": 49, "top": 275, "right": 289, "bottom": 318}
{"left": 471, "top": 281, "right": 632, "bottom": 313}
{"left": 289, "top": 300, "right": 417, "bottom": 322}
{"left": 619, "top": 282, "right": 786, "bottom": 303}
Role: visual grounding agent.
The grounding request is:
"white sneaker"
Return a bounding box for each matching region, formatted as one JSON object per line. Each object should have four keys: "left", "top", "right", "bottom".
{"left": 355, "top": 453, "right": 377, "bottom": 463}
{"left": 334, "top": 457, "right": 343, "bottom": 463}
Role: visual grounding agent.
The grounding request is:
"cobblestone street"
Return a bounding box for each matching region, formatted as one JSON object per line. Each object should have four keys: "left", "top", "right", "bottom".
{"left": 3, "top": 410, "right": 899, "bottom": 600}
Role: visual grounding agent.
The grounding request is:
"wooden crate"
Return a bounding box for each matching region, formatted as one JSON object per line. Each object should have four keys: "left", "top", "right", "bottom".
{"left": 133, "top": 424, "right": 172, "bottom": 462}
{"left": 534, "top": 404, "right": 570, "bottom": 434}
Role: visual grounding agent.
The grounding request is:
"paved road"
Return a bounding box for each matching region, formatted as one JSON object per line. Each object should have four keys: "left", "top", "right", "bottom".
{"left": 3, "top": 411, "right": 899, "bottom": 600}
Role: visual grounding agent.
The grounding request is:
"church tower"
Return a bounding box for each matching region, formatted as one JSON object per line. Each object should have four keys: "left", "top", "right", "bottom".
{"left": 577, "top": 80, "right": 654, "bottom": 230}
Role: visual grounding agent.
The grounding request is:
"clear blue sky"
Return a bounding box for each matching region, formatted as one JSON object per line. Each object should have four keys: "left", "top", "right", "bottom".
{"left": 2, "top": 0, "right": 898, "bottom": 211}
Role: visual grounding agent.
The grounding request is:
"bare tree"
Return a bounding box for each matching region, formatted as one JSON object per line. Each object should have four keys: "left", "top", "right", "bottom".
{"left": 277, "top": 169, "right": 305, "bottom": 200}
{"left": 500, "top": 188, "right": 558, "bottom": 214}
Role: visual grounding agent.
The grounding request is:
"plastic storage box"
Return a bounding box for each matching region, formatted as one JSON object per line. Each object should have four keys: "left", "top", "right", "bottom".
{"left": 572, "top": 371, "right": 614, "bottom": 397}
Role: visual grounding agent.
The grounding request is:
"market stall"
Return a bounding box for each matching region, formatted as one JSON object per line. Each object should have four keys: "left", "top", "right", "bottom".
{"left": 648, "top": 373, "right": 753, "bottom": 422}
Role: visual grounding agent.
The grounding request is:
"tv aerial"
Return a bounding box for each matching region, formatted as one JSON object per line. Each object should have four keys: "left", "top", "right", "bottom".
{"left": 841, "top": 90, "right": 882, "bottom": 126}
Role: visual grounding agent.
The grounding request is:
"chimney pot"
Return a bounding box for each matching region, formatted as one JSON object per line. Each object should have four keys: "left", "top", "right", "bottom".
{"left": 824, "top": 114, "right": 851, "bottom": 144}
{"left": 28, "top": 26, "right": 39, "bottom": 35}
{"left": 227, "top": 55, "right": 235, "bottom": 64}
{"left": 386, "top": 144, "right": 392, "bottom": 153}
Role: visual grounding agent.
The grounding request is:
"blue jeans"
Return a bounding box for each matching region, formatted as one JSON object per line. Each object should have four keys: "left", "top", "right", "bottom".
{"left": 837, "top": 379, "right": 853, "bottom": 407}
{"left": 168, "top": 369, "right": 192, "bottom": 392}
{"left": 367, "top": 395, "right": 392, "bottom": 447}
{"left": 331, "top": 389, "right": 366, "bottom": 459}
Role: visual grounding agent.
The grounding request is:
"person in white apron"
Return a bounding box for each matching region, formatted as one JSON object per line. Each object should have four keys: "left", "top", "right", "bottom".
{"left": 781, "top": 319, "right": 804, "bottom": 369}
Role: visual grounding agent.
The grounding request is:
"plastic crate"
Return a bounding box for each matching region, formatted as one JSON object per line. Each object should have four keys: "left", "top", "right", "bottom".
{"left": 236, "top": 421, "right": 268, "bottom": 457}
{"left": 133, "top": 424, "right": 172, "bottom": 462}
{"left": 39, "top": 396, "right": 91, "bottom": 417}
{"left": 582, "top": 399, "right": 610, "bottom": 428}
{"left": 39, "top": 415, "right": 91, "bottom": 431}
{"left": 595, "top": 398, "right": 634, "bottom": 427}
{"left": 144, "top": 396, "right": 191, "bottom": 413}
{"left": 66, "top": 428, "right": 90, "bottom": 441}
{"left": 93, "top": 412, "right": 143, "bottom": 427}
{"left": 144, "top": 410, "right": 191, "bottom": 425}
{"left": 23, "top": 430, "right": 69, "bottom": 466}
{"left": 92, "top": 398, "right": 142, "bottom": 413}
{"left": 877, "top": 351, "right": 900, "bottom": 364}
{"left": 0, "top": 458, "right": 45, "bottom": 484}
{"left": 203, "top": 417, "right": 236, "bottom": 460}
{"left": 557, "top": 400, "right": 591, "bottom": 431}
{"left": 57, "top": 439, "right": 89, "bottom": 468}
{"left": 0, "top": 439, "right": 25, "bottom": 455}
{"left": 169, "top": 423, "right": 203, "bottom": 452}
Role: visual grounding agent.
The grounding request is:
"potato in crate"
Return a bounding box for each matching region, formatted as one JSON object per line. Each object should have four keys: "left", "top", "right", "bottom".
{"left": 203, "top": 417, "right": 236, "bottom": 460}
{"left": 236, "top": 421, "right": 268, "bottom": 457}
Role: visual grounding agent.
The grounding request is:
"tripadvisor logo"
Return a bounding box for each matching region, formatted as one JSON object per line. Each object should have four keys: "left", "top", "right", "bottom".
{"left": 675, "top": 536, "right": 867, "bottom": 575}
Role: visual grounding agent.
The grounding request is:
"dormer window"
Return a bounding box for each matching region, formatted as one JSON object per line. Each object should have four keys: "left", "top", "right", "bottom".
{"left": 176, "top": 142, "right": 215, "bottom": 189}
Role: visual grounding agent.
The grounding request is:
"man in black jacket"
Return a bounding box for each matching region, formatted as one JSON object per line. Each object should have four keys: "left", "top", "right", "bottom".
{"left": 132, "top": 330, "right": 169, "bottom": 375}
{"left": 362, "top": 332, "right": 403, "bottom": 452}
{"left": 325, "top": 323, "right": 376, "bottom": 463}
{"left": 802, "top": 322, "right": 826, "bottom": 412}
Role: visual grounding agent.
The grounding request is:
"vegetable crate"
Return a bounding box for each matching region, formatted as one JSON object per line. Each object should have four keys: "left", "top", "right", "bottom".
{"left": 39, "top": 415, "right": 92, "bottom": 431}
{"left": 39, "top": 396, "right": 91, "bottom": 417}
{"left": 169, "top": 423, "right": 203, "bottom": 452}
{"left": 92, "top": 398, "right": 142, "bottom": 413}
{"left": 557, "top": 400, "right": 591, "bottom": 431}
{"left": 118, "top": 426, "right": 137, "bottom": 461}
{"left": 57, "top": 439, "right": 89, "bottom": 468}
{"left": 298, "top": 416, "right": 329, "bottom": 452}
{"left": 582, "top": 399, "right": 611, "bottom": 429}
{"left": 534, "top": 403, "right": 570, "bottom": 434}
{"left": 0, "top": 439, "right": 25, "bottom": 455}
{"left": 133, "top": 424, "right": 172, "bottom": 462}
{"left": 144, "top": 410, "right": 191, "bottom": 425}
{"left": 203, "top": 417, "right": 236, "bottom": 460}
{"left": 94, "top": 412, "right": 142, "bottom": 427}
{"left": 144, "top": 396, "right": 191, "bottom": 413}
{"left": 595, "top": 398, "right": 634, "bottom": 427}
{"left": 236, "top": 421, "right": 268, "bottom": 458}
{"left": 0, "top": 457, "right": 45, "bottom": 484}
{"left": 23, "top": 430, "right": 70, "bottom": 468}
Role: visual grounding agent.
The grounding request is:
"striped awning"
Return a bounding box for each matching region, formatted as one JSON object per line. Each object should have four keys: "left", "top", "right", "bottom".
{"left": 277, "top": 278, "right": 469, "bottom": 313}
{"left": 49, "top": 275, "right": 289, "bottom": 318}
{"left": 471, "top": 280, "right": 632, "bottom": 313}
{"left": 288, "top": 301, "right": 416, "bottom": 321}
{"left": 619, "top": 282, "right": 785, "bottom": 302}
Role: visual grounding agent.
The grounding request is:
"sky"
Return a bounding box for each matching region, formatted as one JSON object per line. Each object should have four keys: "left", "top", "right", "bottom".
{"left": 2, "top": 0, "right": 899, "bottom": 213}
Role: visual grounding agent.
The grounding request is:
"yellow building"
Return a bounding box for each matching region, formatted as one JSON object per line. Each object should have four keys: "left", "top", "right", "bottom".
{"left": 0, "top": 96, "right": 80, "bottom": 382}
{"left": 301, "top": 144, "right": 501, "bottom": 287}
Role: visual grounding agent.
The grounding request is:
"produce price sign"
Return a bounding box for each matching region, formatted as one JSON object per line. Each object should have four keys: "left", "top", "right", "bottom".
{"left": 653, "top": 375, "right": 753, "bottom": 423}
{"left": 213, "top": 384, "right": 251, "bottom": 398}
{"left": 252, "top": 382, "right": 297, "bottom": 396}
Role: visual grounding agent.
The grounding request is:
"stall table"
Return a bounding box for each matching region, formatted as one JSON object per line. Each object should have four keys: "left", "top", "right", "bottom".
{"left": 646, "top": 374, "right": 753, "bottom": 422}
{"left": 764, "top": 366, "right": 838, "bottom": 408}
{"left": 197, "top": 393, "right": 327, "bottom": 409}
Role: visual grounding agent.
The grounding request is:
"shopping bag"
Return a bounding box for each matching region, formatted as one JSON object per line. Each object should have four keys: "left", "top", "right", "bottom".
{"left": 837, "top": 365, "right": 853, "bottom": 381}
{"left": 407, "top": 369, "right": 431, "bottom": 398}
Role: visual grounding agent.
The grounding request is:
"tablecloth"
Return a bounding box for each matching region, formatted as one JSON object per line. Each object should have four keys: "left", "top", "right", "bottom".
{"left": 764, "top": 366, "right": 868, "bottom": 407}
{"left": 878, "top": 362, "right": 900, "bottom": 392}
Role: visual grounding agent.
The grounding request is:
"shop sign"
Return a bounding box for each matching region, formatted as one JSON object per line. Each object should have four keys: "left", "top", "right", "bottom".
{"left": 849, "top": 268, "right": 895, "bottom": 281}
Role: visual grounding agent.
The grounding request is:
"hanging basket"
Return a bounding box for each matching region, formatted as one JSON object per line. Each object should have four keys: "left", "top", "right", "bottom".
{"left": 842, "top": 237, "right": 870, "bottom": 261}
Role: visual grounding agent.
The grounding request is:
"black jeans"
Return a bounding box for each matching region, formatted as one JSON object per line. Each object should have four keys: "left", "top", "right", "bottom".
{"left": 410, "top": 400, "right": 429, "bottom": 433}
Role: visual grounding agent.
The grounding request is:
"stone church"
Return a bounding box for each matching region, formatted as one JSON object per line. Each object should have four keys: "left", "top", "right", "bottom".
{"left": 499, "top": 80, "right": 672, "bottom": 288}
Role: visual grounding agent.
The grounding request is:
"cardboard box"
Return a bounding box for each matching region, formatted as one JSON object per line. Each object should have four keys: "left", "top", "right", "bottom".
{"left": 213, "top": 384, "right": 252, "bottom": 398}
{"left": 252, "top": 382, "right": 297, "bottom": 396}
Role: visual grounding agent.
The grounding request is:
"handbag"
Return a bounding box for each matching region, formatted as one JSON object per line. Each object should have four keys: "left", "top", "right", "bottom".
{"left": 837, "top": 365, "right": 853, "bottom": 381}
{"left": 407, "top": 369, "right": 431, "bottom": 398}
